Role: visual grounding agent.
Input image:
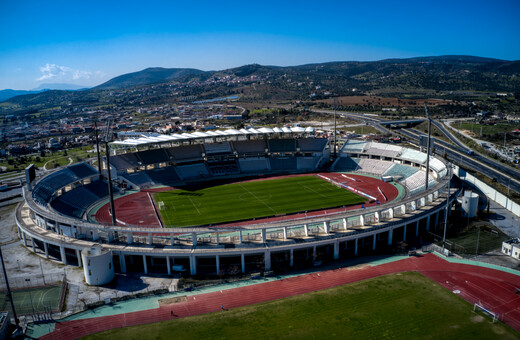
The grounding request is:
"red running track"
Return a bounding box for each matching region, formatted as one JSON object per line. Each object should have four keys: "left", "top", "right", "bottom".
{"left": 42, "top": 254, "right": 520, "bottom": 339}
{"left": 94, "top": 173, "right": 399, "bottom": 228}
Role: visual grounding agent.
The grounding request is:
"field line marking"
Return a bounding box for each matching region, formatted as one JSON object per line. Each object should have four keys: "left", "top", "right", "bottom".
{"left": 188, "top": 197, "right": 201, "bottom": 215}
{"left": 238, "top": 183, "right": 276, "bottom": 213}
{"left": 299, "top": 183, "right": 328, "bottom": 198}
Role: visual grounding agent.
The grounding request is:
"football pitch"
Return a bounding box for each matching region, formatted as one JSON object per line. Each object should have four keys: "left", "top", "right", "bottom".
{"left": 0, "top": 285, "right": 63, "bottom": 315}
{"left": 85, "top": 272, "right": 518, "bottom": 339}
{"left": 154, "top": 175, "right": 366, "bottom": 227}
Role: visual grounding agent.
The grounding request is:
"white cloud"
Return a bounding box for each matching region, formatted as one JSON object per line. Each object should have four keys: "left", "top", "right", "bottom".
{"left": 36, "top": 63, "right": 104, "bottom": 83}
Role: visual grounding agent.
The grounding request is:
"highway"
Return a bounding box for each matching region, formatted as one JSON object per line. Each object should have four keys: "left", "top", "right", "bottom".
{"left": 314, "top": 109, "right": 520, "bottom": 195}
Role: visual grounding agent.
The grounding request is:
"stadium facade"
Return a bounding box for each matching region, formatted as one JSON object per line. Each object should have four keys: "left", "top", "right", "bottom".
{"left": 15, "top": 128, "right": 459, "bottom": 282}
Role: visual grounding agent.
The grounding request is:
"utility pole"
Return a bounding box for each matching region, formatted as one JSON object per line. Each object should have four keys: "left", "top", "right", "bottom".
{"left": 0, "top": 246, "right": 21, "bottom": 333}
{"left": 425, "top": 103, "right": 432, "bottom": 190}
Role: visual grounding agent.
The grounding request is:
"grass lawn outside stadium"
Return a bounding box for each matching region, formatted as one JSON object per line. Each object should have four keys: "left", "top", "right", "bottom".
{"left": 154, "top": 175, "right": 366, "bottom": 227}
{"left": 84, "top": 272, "right": 518, "bottom": 339}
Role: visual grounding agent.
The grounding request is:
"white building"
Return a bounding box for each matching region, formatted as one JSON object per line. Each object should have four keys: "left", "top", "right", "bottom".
{"left": 502, "top": 238, "right": 520, "bottom": 259}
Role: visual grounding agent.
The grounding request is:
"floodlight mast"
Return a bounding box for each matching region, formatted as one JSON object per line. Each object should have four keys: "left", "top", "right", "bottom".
{"left": 104, "top": 119, "right": 117, "bottom": 226}
{"left": 442, "top": 163, "right": 451, "bottom": 253}
{"left": 333, "top": 97, "right": 338, "bottom": 159}
{"left": 425, "top": 103, "right": 432, "bottom": 190}
{"left": 0, "top": 246, "right": 20, "bottom": 333}
{"left": 94, "top": 120, "right": 103, "bottom": 177}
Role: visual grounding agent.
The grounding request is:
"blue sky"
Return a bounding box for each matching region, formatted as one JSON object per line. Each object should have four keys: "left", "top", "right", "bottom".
{"left": 1, "top": 0, "right": 519, "bottom": 90}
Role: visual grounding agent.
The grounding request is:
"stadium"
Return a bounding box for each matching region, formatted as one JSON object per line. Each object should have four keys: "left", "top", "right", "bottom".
{"left": 15, "top": 127, "right": 457, "bottom": 284}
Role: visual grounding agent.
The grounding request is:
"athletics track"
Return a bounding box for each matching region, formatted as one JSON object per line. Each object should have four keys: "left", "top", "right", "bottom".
{"left": 93, "top": 173, "right": 399, "bottom": 228}
{"left": 41, "top": 253, "right": 520, "bottom": 339}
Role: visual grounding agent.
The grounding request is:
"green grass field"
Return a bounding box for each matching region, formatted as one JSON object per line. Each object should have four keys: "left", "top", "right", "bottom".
{"left": 155, "top": 176, "right": 366, "bottom": 227}
{"left": 0, "top": 285, "right": 63, "bottom": 315}
{"left": 84, "top": 272, "right": 518, "bottom": 339}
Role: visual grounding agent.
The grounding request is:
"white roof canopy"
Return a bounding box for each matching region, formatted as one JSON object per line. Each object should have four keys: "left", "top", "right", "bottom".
{"left": 111, "top": 126, "right": 315, "bottom": 147}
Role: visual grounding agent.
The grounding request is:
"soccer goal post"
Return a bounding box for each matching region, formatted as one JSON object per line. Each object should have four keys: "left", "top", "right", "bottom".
{"left": 474, "top": 302, "right": 498, "bottom": 323}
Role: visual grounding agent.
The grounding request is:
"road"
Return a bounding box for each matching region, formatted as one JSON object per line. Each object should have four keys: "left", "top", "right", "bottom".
{"left": 313, "top": 109, "right": 520, "bottom": 195}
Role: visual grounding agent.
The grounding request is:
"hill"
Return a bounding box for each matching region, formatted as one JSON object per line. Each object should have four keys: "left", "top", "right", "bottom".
{"left": 95, "top": 67, "right": 206, "bottom": 89}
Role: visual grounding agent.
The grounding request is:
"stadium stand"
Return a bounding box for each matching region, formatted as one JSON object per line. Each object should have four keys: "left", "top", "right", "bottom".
{"left": 268, "top": 139, "right": 297, "bottom": 153}
{"left": 364, "top": 142, "right": 401, "bottom": 158}
{"left": 166, "top": 144, "right": 204, "bottom": 162}
{"left": 297, "top": 138, "right": 328, "bottom": 152}
{"left": 399, "top": 148, "right": 428, "bottom": 164}
{"left": 238, "top": 158, "right": 270, "bottom": 172}
{"left": 204, "top": 142, "right": 232, "bottom": 154}
{"left": 110, "top": 153, "right": 140, "bottom": 171}
{"left": 341, "top": 140, "right": 367, "bottom": 153}
{"left": 146, "top": 167, "right": 181, "bottom": 185}
{"left": 269, "top": 157, "right": 297, "bottom": 170}
{"left": 297, "top": 157, "right": 319, "bottom": 170}
{"left": 50, "top": 199, "right": 83, "bottom": 219}
{"left": 401, "top": 171, "right": 427, "bottom": 192}
{"left": 333, "top": 156, "right": 360, "bottom": 171}
{"left": 356, "top": 158, "right": 394, "bottom": 175}
{"left": 137, "top": 148, "right": 170, "bottom": 165}
{"left": 232, "top": 140, "right": 267, "bottom": 155}
{"left": 67, "top": 163, "right": 98, "bottom": 178}
{"left": 120, "top": 172, "right": 154, "bottom": 188}
{"left": 384, "top": 163, "right": 419, "bottom": 179}
{"left": 176, "top": 163, "right": 210, "bottom": 179}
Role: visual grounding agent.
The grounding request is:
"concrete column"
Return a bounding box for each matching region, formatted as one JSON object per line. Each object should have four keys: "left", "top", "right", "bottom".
{"left": 435, "top": 211, "right": 440, "bottom": 229}
{"left": 127, "top": 232, "right": 133, "bottom": 244}
{"left": 333, "top": 240, "right": 339, "bottom": 260}
{"left": 426, "top": 215, "right": 431, "bottom": 231}
{"left": 359, "top": 215, "right": 365, "bottom": 226}
{"left": 403, "top": 225, "right": 407, "bottom": 242}
{"left": 76, "top": 249, "right": 82, "bottom": 267}
{"left": 31, "top": 237, "right": 36, "bottom": 253}
{"left": 143, "top": 255, "right": 148, "bottom": 274}
{"left": 373, "top": 234, "right": 377, "bottom": 251}
{"left": 304, "top": 224, "right": 309, "bottom": 237}
{"left": 283, "top": 227, "right": 288, "bottom": 240}
{"left": 323, "top": 221, "right": 329, "bottom": 234}
{"left": 416, "top": 221, "right": 419, "bottom": 237}
{"left": 216, "top": 232, "right": 220, "bottom": 245}
{"left": 119, "top": 254, "right": 126, "bottom": 273}
{"left": 17, "top": 226, "right": 21, "bottom": 238}
{"left": 265, "top": 251, "right": 271, "bottom": 271}
{"left": 170, "top": 233, "right": 175, "bottom": 246}
{"left": 148, "top": 232, "right": 152, "bottom": 245}
{"left": 290, "top": 249, "right": 294, "bottom": 267}
{"left": 166, "top": 256, "right": 171, "bottom": 275}
{"left": 342, "top": 218, "right": 347, "bottom": 230}
{"left": 388, "top": 228, "right": 393, "bottom": 245}
{"left": 374, "top": 212, "right": 380, "bottom": 223}
{"left": 355, "top": 238, "right": 358, "bottom": 255}
{"left": 401, "top": 204, "right": 406, "bottom": 215}
{"left": 239, "top": 231, "right": 243, "bottom": 244}
{"left": 22, "top": 232, "right": 27, "bottom": 247}
{"left": 60, "top": 246, "right": 67, "bottom": 265}
{"left": 261, "top": 229, "right": 266, "bottom": 242}
{"left": 192, "top": 233, "right": 198, "bottom": 247}
{"left": 44, "top": 242, "right": 49, "bottom": 259}
{"left": 241, "top": 254, "right": 245, "bottom": 273}
{"left": 389, "top": 208, "right": 394, "bottom": 219}
{"left": 216, "top": 255, "right": 220, "bottom": 275}
{"left": 189, "top": 256, "right": 196, "bottom": 275}
{"left": 92, "top": 229, "right": 99, "bottom": 241}
{"left": 313, "top": 245, "right": 317, "bottom": 260}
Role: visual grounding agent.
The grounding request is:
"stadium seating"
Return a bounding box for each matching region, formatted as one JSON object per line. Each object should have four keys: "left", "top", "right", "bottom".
{"left": 332, "top": 156, "right": 360, "bottom": 171}
{"left": 120, "top": 172, "right": 154, "bottom": 188}
{"left": 399, "top": 148, "right": 428, "bottom": 164}
{"left": 297, "top": 138, "right": 328, "bottom": 152}
{"left": 146, "top": 167, "right": 181, "bottom": 185}
{"left": 297, "top": 157, "right": 319, "bottom": 170}
{"left": 232, "top": 140, "right": 267, "bottom": 154}
{"left": 269, "top": 157, "right": 297, "bottom": 170}
{"left": 137, "top": 148, "right": 170, "bottom": 165}
{"left": 356, "top": 158, "right": 394, "bottom": 175}
{"left": 384, "top": 163, "right": 419, "bottom": 179}
{"left": 67, "top": 163, "right": 98, "bottom": 178}
{"left": 268, "top": 139, "right": 297, "bottom": 153}
{"left": 238, "top": 158, "right": 270, "bottom": 172}
{"left": 176, "top": 163, "right": 210, "bottom": 179}
{"left": 110, "top": 153, "right": 140, "bottom": 170}
{"left": 364, "top": 142, "right": 401, "bottom": 158}
{"left": 340, "top": 140, "right": 367, "bottom": 153}
{"left": 204, "top": 142, "right": 232, "bottom": 154}
{"left": 166, "top": 144, "right": 204, "bottom": 161}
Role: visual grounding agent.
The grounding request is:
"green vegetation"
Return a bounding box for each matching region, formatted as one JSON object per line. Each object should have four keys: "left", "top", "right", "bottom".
{"left": 0, "top": 145, "right": 94, "bottom": 172}
{"left": 0, "top": 285, "right": 63, "bottom": 315}
{"left": 84, "top": 272, "right": 518, "bottom": 340}
{"left": 454, "top": 121, "right": 518, "bottom": 139}
{"left": 155, "top": 176, "right": 365, "bottom": 227}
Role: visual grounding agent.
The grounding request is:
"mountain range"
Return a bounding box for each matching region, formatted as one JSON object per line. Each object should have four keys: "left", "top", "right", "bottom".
{"left": 2, "top": 55, "right": 519, "bottom": 112}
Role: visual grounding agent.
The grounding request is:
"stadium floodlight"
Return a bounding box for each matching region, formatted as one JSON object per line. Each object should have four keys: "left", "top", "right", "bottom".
{"left": 442, "top": 162, "right": 451, "bottom": 253}
{"left": 0, "top": 246, "right": 21, "bottom": 333}
{"left": 104, "top": 119, "right": 117, "bottom": 226}
{"left": 424, "top": 103, "right": 432, "bottom": 190}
